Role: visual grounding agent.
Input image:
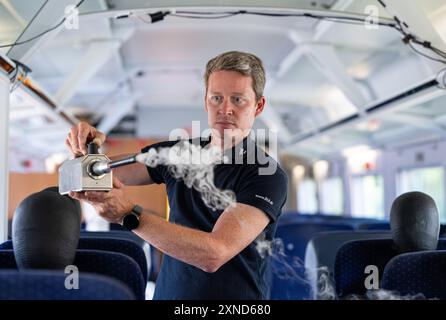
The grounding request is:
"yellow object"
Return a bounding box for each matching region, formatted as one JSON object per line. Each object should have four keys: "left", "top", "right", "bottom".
{"left": 166, "top": 195, "right": 170, "bottom": 221}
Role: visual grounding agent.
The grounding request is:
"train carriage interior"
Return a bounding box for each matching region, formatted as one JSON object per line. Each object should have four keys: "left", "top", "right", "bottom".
{"left": 1, "top": 0, "right": 446, "bottom": 302}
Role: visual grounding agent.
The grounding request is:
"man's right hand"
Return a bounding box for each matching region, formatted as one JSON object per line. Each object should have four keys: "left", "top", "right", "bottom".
{"left": 65, "top": 122, "right": 106, "bottom": 157}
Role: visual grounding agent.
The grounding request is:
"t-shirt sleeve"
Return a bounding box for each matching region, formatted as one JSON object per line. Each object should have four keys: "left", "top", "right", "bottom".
{"left": 236, "top": 166, "right": 288, "bottom": 223}
{"left": 140, "top": 140, "right": 177, "bottom": 185}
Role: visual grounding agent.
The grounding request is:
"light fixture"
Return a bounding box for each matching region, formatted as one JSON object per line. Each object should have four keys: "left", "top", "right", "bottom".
{"left": 292, "top": 165, "right": 305, "bottom": 181}
{"left": 320, "top": 86, "right": 357, "bottom": 121}
{"left": 313, "top": 160, "right": 329, "bottom": 181}
{"left": 342, "top": 145, "right": 379, "bottom": 174}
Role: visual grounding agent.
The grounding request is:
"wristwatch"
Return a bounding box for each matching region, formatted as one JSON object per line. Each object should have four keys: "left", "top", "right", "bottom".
{"left": 122, "top": 205, "right": 143, "bottom": 230}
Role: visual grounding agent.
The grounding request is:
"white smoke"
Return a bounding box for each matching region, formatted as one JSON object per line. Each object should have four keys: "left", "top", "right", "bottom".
{"left": 255, "top": 237, "right": 427, "bottom": 300}
{"left": 346, "top": 290, "right": 428, "bottom": 300}
{"left": 255, "top": 236, "right": 336, "bottom": 299}
{"left": 255, "top": 233, "right": 274, "bottom": 259}
{"left": 135, "top": 141, "right": 236, "bottom": 211}
{"left": 364, "top": 290, "right": 427, "bottom": 300}
{"left": 315, "top": 266, "right": 337, "bottom": 300}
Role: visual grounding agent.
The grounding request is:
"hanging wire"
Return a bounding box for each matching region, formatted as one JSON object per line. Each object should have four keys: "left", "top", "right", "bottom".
{"left": 0, "top": 0, "right": 85, "bottom": 49}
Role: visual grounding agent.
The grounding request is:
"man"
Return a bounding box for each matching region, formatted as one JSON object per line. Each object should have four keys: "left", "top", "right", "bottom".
{"left": 66, "top": 51, "right": 288, "bottom": 299}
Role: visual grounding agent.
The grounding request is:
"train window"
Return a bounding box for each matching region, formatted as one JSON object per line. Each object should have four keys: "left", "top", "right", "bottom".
{"left": 351, "top": 175, "right": 385, "bottom": 219}
{"left": 320, "top": 177, "right": 344, "bottom": 215}
{"left": 297, "top": 179, "right": 318, "bottom": 214}
{"left": 397, "top": 167, "right": 445, "bottom": 222}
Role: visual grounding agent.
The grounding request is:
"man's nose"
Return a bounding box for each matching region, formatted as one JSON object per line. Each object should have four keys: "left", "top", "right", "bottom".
{"left": 219, "top": 98, "right": 234, "bottom": 115}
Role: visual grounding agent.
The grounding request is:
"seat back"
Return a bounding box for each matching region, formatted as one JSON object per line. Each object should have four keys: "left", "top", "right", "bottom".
{"left": 80, "top": 230, "right": 158, "bottom": 281}
{"left": 440, "top": 225, "right": 446, "bottom": 236}
{"left": 304, "top": 230, "right": 391, "bottom": 299}
{"left": 0, "top": 240, "right": 10, "bottom": 250}
{"left": 0, "top": 249, "right": 145, "bottom": 300}
{"left": 0, "top": 269, "right": 135, "bottom": 300}
{"left": 270, "top": 222, "right": 353, "bottom": 300}
{"left": 0, "top": 250, "right": 17, "bottom": 268}
{"left": 357, "top": 222, "right": 390, "bottom": 230}
{"left": 74, "top": 249, "right": 145, "bottom": 300}
{"left": 334, "top": 239, "right": 396, "bottom": 298}
{"left": 334, "top": 239, "right": 446, "bottom": 298}
{"left": 78, "top": 237, "right": 148, "bottom": 283}
{"left": 381, "top": 250, "right": 446, "bottom": 299}
{"left": 0, "top": 237, "right": 148, "bottom": 283}
{"left": 278, "top": 214, "right": 382, "bottom": 230}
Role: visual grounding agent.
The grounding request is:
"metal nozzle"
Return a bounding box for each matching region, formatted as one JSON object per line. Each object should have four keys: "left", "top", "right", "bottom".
{"left": 90, "top": 160, "right": 111, "bottom": 176}
{"left": 88, "top": 155, "right": 137, "bottom": 177}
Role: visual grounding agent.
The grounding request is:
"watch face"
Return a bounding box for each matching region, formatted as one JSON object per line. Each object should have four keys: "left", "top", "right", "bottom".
{"left": 123, "top": 213, "right": 139, "bottom": 230}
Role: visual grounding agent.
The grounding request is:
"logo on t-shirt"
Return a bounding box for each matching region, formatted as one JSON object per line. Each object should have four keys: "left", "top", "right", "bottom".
{"left": 255, "top": 194, "right": 274, "bottom": 205}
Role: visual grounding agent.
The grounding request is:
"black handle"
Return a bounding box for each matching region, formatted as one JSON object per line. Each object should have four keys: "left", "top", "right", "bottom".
{"left": 87, "top": 142, "right": 99, "bottom": 154}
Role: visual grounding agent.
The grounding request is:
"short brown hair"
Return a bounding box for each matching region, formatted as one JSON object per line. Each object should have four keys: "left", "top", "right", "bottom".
{"left": 204, "top": 51, "right": 266, "bottom": 101}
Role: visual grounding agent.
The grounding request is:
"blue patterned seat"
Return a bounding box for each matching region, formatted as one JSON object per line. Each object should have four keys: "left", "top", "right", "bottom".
{"left": 0, "top": 269, "right": 135, "bottom": 300}
{"left": 357, "top": 222, "right": 390, "bottom": 230}
{"left": 1, "top": 236, "right": 149, "bottom": 283}
{"left": 381, "top": 250, "right": 446, "bottom": 299}
{"left": 78, "top": 238, "right": 148, "bottom": 283}
{"left": 270, "top": 222, "right": 353, "bottom": 299}
{"left": 0, "top": 249, "right": 145, "bottom": 300}
{"left": 334, "top": 239, "right": 446, "bottom": 298}
{"left": 304, "top": 230, "right": 391, "bottom": 299}
{"left": 74, "top": 249, "right": 145, "bottom": 300}
{"left": 80, "top": 230, "right": 158, "bottom": 281}
{"left": 334, "top": 239, "right": 398, "bottom": 298}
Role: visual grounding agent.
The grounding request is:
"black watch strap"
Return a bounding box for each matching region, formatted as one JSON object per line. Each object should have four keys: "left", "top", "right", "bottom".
{"left": 131, "top": 204, "right": 143, "bottom": 217}
{"left": 122, "top": 205, "right": 143, "bottom": 230}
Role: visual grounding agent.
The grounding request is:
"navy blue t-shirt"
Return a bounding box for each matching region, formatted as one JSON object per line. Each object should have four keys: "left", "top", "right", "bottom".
{"left": 141, "top": 137, "right": 288, "bottom": 300}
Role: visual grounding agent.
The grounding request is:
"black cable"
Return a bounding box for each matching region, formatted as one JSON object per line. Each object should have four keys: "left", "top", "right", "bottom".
{"left": 174, "top": 10, "right": 241, "bottom": 16}
{"left": 2, "top": 4, "right": 446, "bottom": 68}
{"left": 384, "top": 7, "right": 446, "bottom": 66}
{"left": 167, "top": 9, "right": 411, "bottom": 36}
{"left": 0, "top": 19, "right": 66, "bottom": 49}
{"left": 171, "top": 13, "right": 232, "bottom": 19}
{"left": 408, "top": 43, "right": 446, "bottom": 64}
{"left": 431, "top": 47, "right": 446, "bottom": 59}
{"left": 170, "top": 13, "right": 241, "bottom": 19}
{"left": 316, "top": 17, "right": 375, "bottom": 27}
{"left": 172, "top": 10, "right": 399, "bottom": 28}
{"left": 405, "top": 37, "right": 446, "bottom": 65}
{"left": 0, "top": 0, "right": 85, "bottom": 49}
{"left": 169, "top": 9, "right": 446, "bottom": 65}
{"left": 0, "top": 7, "right": 399, "bottom": 48}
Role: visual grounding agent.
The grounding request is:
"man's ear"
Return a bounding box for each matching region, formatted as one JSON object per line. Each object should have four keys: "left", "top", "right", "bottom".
{"left": 254, "top": 96, "right": 266, "bottom": 117}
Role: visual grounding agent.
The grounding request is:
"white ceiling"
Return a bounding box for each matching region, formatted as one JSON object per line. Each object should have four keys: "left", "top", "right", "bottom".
{"left": 2, "top": 0, "right": 446, "bottom": 169}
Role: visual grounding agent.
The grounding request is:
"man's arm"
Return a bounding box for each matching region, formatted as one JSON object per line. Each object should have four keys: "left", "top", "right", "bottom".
{"left": 71, "top": 177, "right": 270, "bottom": 273}
{"left": 109, "top": 154, "right": 154, "bottom": 186}
{"left": 133, "top": 202, "right": 270, "bottom": 273}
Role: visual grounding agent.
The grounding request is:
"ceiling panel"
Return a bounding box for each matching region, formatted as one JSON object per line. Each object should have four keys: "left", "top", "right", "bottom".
{"left": 0, "top": 0, "right": 47, "bottom": 53}
{"left": 402, "top": 95, "right": 446, "bottom": 118}
{"left": 120, "top": 20, "right": 296, "bottom": 73}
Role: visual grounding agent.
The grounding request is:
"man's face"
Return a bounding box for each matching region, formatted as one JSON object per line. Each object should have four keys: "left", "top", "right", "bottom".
{"left": 205, "top": 70, "right": 265, "bottom": 142}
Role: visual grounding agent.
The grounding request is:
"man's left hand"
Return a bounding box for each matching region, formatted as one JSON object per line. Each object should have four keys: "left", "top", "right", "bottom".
{"left": 69, "top": 176, "right": 134, "bottom": 224}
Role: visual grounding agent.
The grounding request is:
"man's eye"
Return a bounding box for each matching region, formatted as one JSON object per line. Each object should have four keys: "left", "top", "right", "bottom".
{"left": 211, "top": 96, "right": 222, "bottom": 103}
{"left": 231, "top": 97, "right": 244, "bottom": 105}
